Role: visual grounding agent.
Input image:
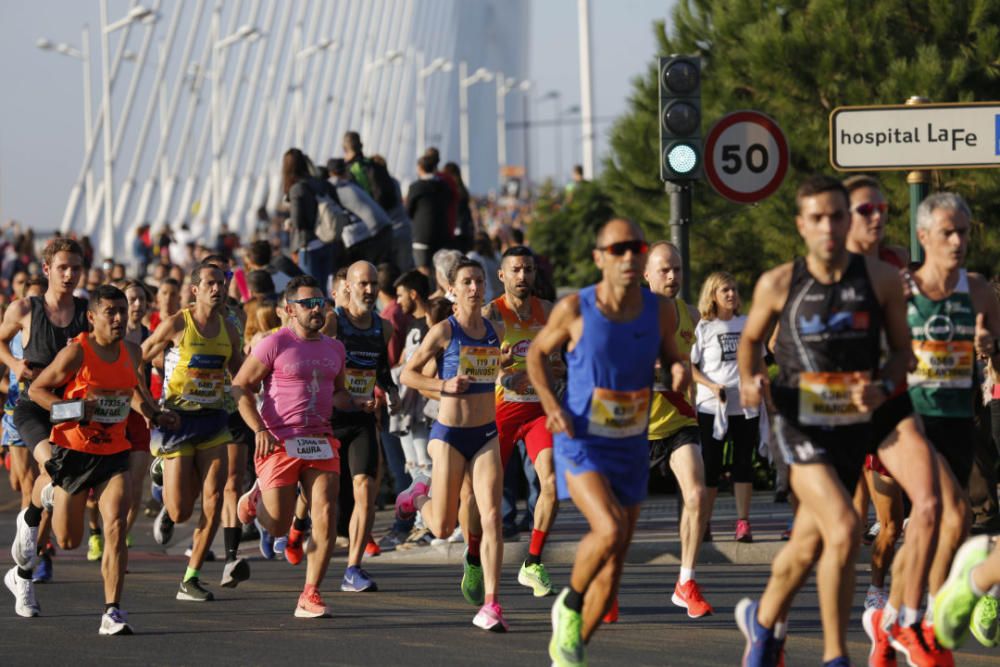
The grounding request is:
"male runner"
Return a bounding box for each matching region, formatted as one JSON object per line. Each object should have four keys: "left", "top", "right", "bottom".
{"left": 141, "top": 262, "right": 242, "bottom": 601}
{"left": 483, "top": 245, "right": 559, "bottom": 597}
{"left": 2, "top": 239, "right": 87, "bottom": 616}
{"left": 895, "top": 192, "right": 1000, "bottom": 660}
{"left": 734, "top": 176, "right": 912, "bottom": 667}
{"left": 644, "top": 241, "right": 712, "bottom": 618}
{"left": 526, "top": 218, "right": 690, "bottom": 667}
{"left": 25, "top": 285, "right": 179, "bottom": 634}
{"left": 234, "top": 275, "right": 356, "bottom": 617}
{"left": 326, "top": 261, "right": 397, "bottom": 592}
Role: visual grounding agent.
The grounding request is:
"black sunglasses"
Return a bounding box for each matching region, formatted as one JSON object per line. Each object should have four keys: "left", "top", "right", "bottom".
{"left": 597, "top": 240, "right": 649, "bottom": 256}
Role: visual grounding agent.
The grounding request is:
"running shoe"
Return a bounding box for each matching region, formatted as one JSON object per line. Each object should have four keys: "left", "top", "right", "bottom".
{"left": 341, "top": 566, "right": 377, "bottom": 592}
{"left": 11, "top": 509, "right": 39, "bottom": 569}
{"left": 40, "top": 483, "right": 55, "bottom": 513}
{"left": 473, "top": 601, "right": 509, "bottom": 632}
{"left": 87, "top": 534, "right": 104, "bottom": 562}
{"left": 98, "top": 608, "right": 133, "bottom": 635}
{"left": 518, "top": 561, "right": 554, "bottom": 597}
{"left": 376, "top": 530, "right": 405, "bottom": 553}
{"left": 887, "top": 621, "right": 935, "bottom": 667}
{"left": 864, "top": 585, "right": 888, "bottom": 611}
{"left": 781, "top": 519, "right": 793, "bottom": 541}
{"left": 236, "top": 480, "right": 260, "bottom": 525}
{"left": 735, "top": 598, "right": 776, "bottom": 667}
{"left": 32, "top": 553, "right": 52, "bottom": 584}
{"left": 448, "top": 526, "right": 464, "bottom": 543}
{"left": 823, "top": 658, "right": 850, "bottom": 667}
{"left": 862, "top": 607, "right": 897, "bottom": 667}
{"left": 461, "top": 549, "right": 484, "bottom": 606}
{"left": 126, "top": 533, "right": 134, "bottom": 549}
{"left": 151, "top": 482, "right": 163, "bottom": 505}
{"left": 153, "top": 506, "right": 174, "bottom": 545}
{"left": 295, "top": 590, "right": 330, "bottom": 618}
{"left": 735, "top": 519, "right": 753, "bottom": 543}
{"left": 602, "top": 596, "right": 619, "bottom": 624}
{"left": 220, "top": 558, "right": 250, "bottom": 588}
{"left": 4, "top": 566, "right": 39, "bottom": 617}
{"left": 149, "top": 456, "right": 164, "bottom": 486}
{"left": 394, "top": 473, "right": 430, "bottom": 521}
{"left": 933, "top": 534, "right": 990, "bottom": 649}
{"left": 255, "top": 519, "right": 275, "bottom": 560}
{"left": 273, "top": 535, "right": 287, "bottom": 556}
{"left": 365, "top": 535, "right": 381, "bottom": 557}
{"left": 970, "top": 594, "right": 999, "bottom": 647}
{"left": 920, "top": 622, "right": 954, "bottom": 667}
{"left": 672, "top": 579, "right": 713, "bottom": 618}
{"left": 176, "top": 577, "right": 214, "bottom": 602}
{"left": 864, "top": 521, "right": 881, "bottom": 546}
{"left": 550, "top": 588, "right": 585, "bottom": 667}
{"left": 183, "top": 544, "right": 216, "bottom": 561}
{"left": 285, "top": 538, "right": 304, "bottom": 566}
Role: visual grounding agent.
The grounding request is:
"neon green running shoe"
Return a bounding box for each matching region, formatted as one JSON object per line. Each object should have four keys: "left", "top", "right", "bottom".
{"left": 970, "top": 594, "right": 999, "bottom": 647}
{"left": 518, "top": 560, "right": 554, "bottom": 597}
{"left": 87, "top": 534, "right": 104, "bottom": 562}
{"left": 934, "top": 534, "right": 990, "bottom": 649}
{"left": 550, "top": 588, "right": 585, "bottom": 667}
{"left": 126, "top": 533, "right": 134, "bottom": 549}
{"left": 460, "top": 549, "right": 484, "bottom": 606}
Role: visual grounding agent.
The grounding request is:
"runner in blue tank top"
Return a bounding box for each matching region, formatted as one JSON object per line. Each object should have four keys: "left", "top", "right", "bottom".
{"left": 527, "top": 219, "right": 691, "bottom": 667}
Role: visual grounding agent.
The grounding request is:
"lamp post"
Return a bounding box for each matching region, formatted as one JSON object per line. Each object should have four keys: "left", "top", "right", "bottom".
{"left": 496, "top": 77, "right": 530, "bottom": 187}
{"left": 459, "top": 62, "right": 494, "bottom": 190}
{"left": 361, "top": 49, "right": 404, "bottom": 141}
{"left": 416, "top": 53, "right": 453, "bottom": 156}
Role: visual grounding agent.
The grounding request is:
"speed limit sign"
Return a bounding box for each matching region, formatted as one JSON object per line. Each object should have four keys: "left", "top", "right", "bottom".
{"left": 704, "top": 111, "right": 789, "bottom": 203}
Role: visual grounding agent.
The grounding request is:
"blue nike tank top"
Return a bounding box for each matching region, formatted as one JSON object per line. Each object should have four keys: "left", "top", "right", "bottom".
{"left": 439, "top": 315, "right": 501, "bottom": 394}
{"left": 560, "top": 285, "right": 661, "bottom": 449}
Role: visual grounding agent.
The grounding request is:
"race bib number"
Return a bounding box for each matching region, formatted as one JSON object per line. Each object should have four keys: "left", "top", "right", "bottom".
{"left": 503, "top": 383, "right": 539, "bottom": 403}
{"left": 179, "top": 354, "right": 226, "bottom": 405}
{"left": 345, "top": 368, "right": 377, "bottom": 398}
{"left": 798, "top": 371, "right": 870, "bottom": 426}
{"left": 285, "top": 436, "right": 335, "bottom": 460}
{"left": 587, "top": 387, "right": 651, "bottom": 438}
{"left": 908, "top": 340, "right": 973, "bottom": 389}
{"left": 459, "top": 346, "right": 500, "bottom": 384}
{"left": 90, "top": 390, "right": 132, "bottom": 424}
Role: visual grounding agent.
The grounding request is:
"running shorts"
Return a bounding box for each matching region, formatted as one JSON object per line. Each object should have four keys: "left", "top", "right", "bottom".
{"left": 921, "top": 415, "right": 975, "bottom": 490}
{"left": 228, "top": 410, "right": 254, "bottom": 448}
{"left": 496, "top": 400, "right": 552, "bottom": 468}
{"left": 154, "top": 409, "right": 232, "bottom": 458}
{"left": 332, "top": 411, "right": 380, "bottom": 478}
{"left": 2, "top": 412, "right": 24, "bottom": 447}
{"left": 772, "top": 414, "right": 871, "bottom": 492}
{"left": 865, "top": 392, "right": 914, "bottom": 478}
{"left": 46, "top": 445, "right": 130, "bottom": 495}
{"left": 255, "top": 435, "right": 340, "bottom": 491}
{"left": 649, "top": 425, "right": 701, "bottom": 472}
{"left": 429, "top": 420, "right": 498, "bottom": 461}
{"left": 554, "top": 435, "right": 648, "bottom": 507}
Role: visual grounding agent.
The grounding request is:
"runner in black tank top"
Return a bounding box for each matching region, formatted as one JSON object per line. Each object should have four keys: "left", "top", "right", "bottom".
{"left": 733, "top": 177, "right": 912, "bottom": 667}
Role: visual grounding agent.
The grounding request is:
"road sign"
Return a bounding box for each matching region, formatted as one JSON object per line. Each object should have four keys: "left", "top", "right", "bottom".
{"left": 830, "top": 102, "right": 1000, "bottom": 171}
{"left": 704, "top": 111, "right": 789, "bottom": 204}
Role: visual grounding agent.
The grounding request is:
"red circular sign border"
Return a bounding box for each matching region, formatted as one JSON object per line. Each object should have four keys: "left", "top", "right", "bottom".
{"left": 704, "top": 110, "right": 789, "bottom": 204}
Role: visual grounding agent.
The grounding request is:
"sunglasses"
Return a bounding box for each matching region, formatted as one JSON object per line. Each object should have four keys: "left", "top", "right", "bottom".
{"left": 853, "top": 202, "right": 888, "bottom": 217}
{"left": 289, "top": 297, "right": 326, "bottom": 310}
{"left": 597, "top": 240, "right": 649, "bottom": 256}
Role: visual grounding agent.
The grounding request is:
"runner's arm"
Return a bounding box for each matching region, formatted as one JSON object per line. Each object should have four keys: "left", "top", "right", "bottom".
{"left": 331, "top": 367, "right": 355, "bottom": 412}
{"left": 968, "top": 273, "right": 1000, "bottom": 367}
{"left": 26, "top": 343, "right": 84, "bottom": 411}
{"left": 738, "top": 267, "right": 785, "bottom": 409}
{"left": 232, "top": 354, "right": 271, "bottom": 435}
{"left": 0, "top": 300, "right": 29, "bottom": 379}
{"left": 657, "top": 296, "right": 690, "bottom": 393}
{"left": 526, "top": 295, "right": 576, "bottom": 418}
{"left": 871, "top": 259, "right": 913, "bottom": 391}
{"left": 125, "top": 342, "right": 177, "bottom": 428}
{"left": 402, "top": 320, "right": 466, "bottom": 395}
{"left": 416, "top": 355, "right": 441, "bottom": 401}
{"left": 141, "top": 312, "right": 183, "bottom": 363}
{"left": 224, "top": 319, "right": 244, "bottom": 377}
{"left": 376, "top": 316, "right": 397, "bottom": 392}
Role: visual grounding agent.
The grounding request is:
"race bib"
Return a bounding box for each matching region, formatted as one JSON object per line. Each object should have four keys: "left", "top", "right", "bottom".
{"left": 180, "top": 370, "right": 224, "bottom": 404}
{"left": 285, "top": 436, "right": 335, "bottom": 460}
{"left": 798, "top": 371, "right": 870, "bottom": 426}
{"left": 908, "top": 340, "right": 974, "bottom": 389}
{"left": 459, "top": 345, "right": 500, "bottom": 384}
{"left": 503, "top": 383, "right": 539, "bottom": 403}
{"left": 90, "top": 390, "right": 132, "bottom": 424}
{"left": 587, "top": 387, "right": 651, "bottom": 438}
{"left": 345, "top": 368, "right": 377, "bottom": 398}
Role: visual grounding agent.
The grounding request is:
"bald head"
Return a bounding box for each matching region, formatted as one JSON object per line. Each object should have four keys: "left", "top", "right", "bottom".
{"left": 645, "top": 241, "right": 683, "bottom": 298}
{"left": 596, "top": 218, "right": 644, "bottom": 249}
{"left": 347, "top": 261, "right": 378, "bottom": 310}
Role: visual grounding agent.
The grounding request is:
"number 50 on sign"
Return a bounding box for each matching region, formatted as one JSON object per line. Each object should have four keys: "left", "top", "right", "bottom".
{"left": 704, "top": 111, "right": 790, "bottom": 204}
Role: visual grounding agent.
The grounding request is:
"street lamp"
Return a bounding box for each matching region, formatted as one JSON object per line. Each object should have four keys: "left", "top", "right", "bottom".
{"left": 416, "top": 53, "right": 453, "bottom": 155}
{"left": 361, "top": 50, "right": 405, "bottom": 140}
{"left": 104, "top": 5, "right": 155, "bottom": 33}
{"left": 538, "top": 90, "right": 564, "bottom": 184}
{"left": 496, "top": 76, "right": 530, "bottom": 186}
{"left": 459, "top": 63, "right": 494, "bottom": 190}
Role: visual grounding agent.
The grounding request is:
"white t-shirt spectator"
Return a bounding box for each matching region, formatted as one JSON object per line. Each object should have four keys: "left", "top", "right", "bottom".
{"left": 691, "top": 315, "right": 758, "bottom": 417}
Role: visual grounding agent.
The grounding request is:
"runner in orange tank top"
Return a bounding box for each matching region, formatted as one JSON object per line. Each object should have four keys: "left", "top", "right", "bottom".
{"left": 27, "top": 285, "right": 179, "bottom": 636}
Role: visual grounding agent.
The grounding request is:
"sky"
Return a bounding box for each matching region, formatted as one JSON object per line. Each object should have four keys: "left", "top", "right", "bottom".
{"left": 0, "top": 0, "right": 673, "bottom": 233}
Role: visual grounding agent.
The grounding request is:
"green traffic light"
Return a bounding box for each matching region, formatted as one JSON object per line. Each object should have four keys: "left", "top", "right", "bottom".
{"left": 666, "top": 143, "right": 699, "bottom": 174}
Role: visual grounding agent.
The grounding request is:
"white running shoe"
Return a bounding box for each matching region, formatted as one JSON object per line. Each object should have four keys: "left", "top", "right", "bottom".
{"left": 153, "top": 506, "right": 174, "bottom": 546}
{"left": 99, "top": 608, "right": 132, "bottom": 635}
{"left": 40, "top": 484, "right": 55, "bottom": 513}
{"left": 10, "top": 509, "right": 39, "bottom": 569}
{"left": 5, "top": 566, "right": 40, "bottom": 617}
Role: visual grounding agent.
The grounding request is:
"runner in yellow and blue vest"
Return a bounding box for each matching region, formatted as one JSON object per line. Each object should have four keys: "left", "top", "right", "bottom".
{"left": 141, "top": 262, "right": 243, "bottom": 603}
{"left": 644, "top": 242, "right": 713, "bottom": 620}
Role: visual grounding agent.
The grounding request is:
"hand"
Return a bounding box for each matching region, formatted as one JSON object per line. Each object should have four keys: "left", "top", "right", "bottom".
{"left": 441, "top": 375, "right": 472, "bottom": 394}
{"left": 503, "top": 371, "right": 532, "bottom": 395}
{"left": 545, "top": 407, "right": 574, "bottom": 438}
{"left": 740, "top": 374, "right": 768, "bottom": 410}
{"left": 12, "top": 359, "right": 35, "bottom": 382}
{"left": 254, "top": 429, "right": 279, "bottom": 459}
{"left": 670, "top": 362, "right": 690, "bottom": 393}
{"left": 352, "top": 396, "right": 377, "bottom": 413}
{"left": 975, "top": 313, "right": 994, "bottom": 359}
{"left": 850, "top": 373, "right": 885, "bottom": 413}
{"left": 711, "top": 383, "right": 727, "bottom": 402}
{"left": 156, "top": 410, "right": 181, "bottom": 431}
{"left": 500, "top": 344, "right": 517, "bottom": 369}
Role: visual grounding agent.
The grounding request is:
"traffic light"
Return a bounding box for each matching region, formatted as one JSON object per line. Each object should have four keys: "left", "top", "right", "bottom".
{"left": 659, "top": 55, "right": 702, "bottom": 181}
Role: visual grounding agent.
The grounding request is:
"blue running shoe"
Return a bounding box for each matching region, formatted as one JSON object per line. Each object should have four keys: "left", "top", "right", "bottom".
{"left": 32, "top": 554, "right": 52, "bottom": 583}
{"left": 822, "top": 658, "right": 850, "bottom": 667}
{"left": 340, "top": 565, "right": 378, "bottom": 592}
{"left": 735, "top": 598, "right": 776, "bottom": 667}
{"left": 255, "top": 519, "right": 274, "bottom": 560}
{"left": 273, "top": 536, "right": 287, "bottom": 556}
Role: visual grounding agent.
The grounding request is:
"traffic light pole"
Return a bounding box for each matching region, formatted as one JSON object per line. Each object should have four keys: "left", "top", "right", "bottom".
{"left": 667, "top": 180, "right": 692, "bottom": 303}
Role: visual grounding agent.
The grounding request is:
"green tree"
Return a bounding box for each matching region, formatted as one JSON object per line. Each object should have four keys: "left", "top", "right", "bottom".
{"left": 596, "top": 0, "right": 1000, "bottom": 293}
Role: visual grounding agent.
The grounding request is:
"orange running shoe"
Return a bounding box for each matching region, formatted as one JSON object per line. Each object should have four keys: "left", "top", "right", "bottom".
{"left": 603, "top": 596, "right": 619, "bottom": 623}
{"left": 671, "top": 579, "right": 713, "bottom": 618}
